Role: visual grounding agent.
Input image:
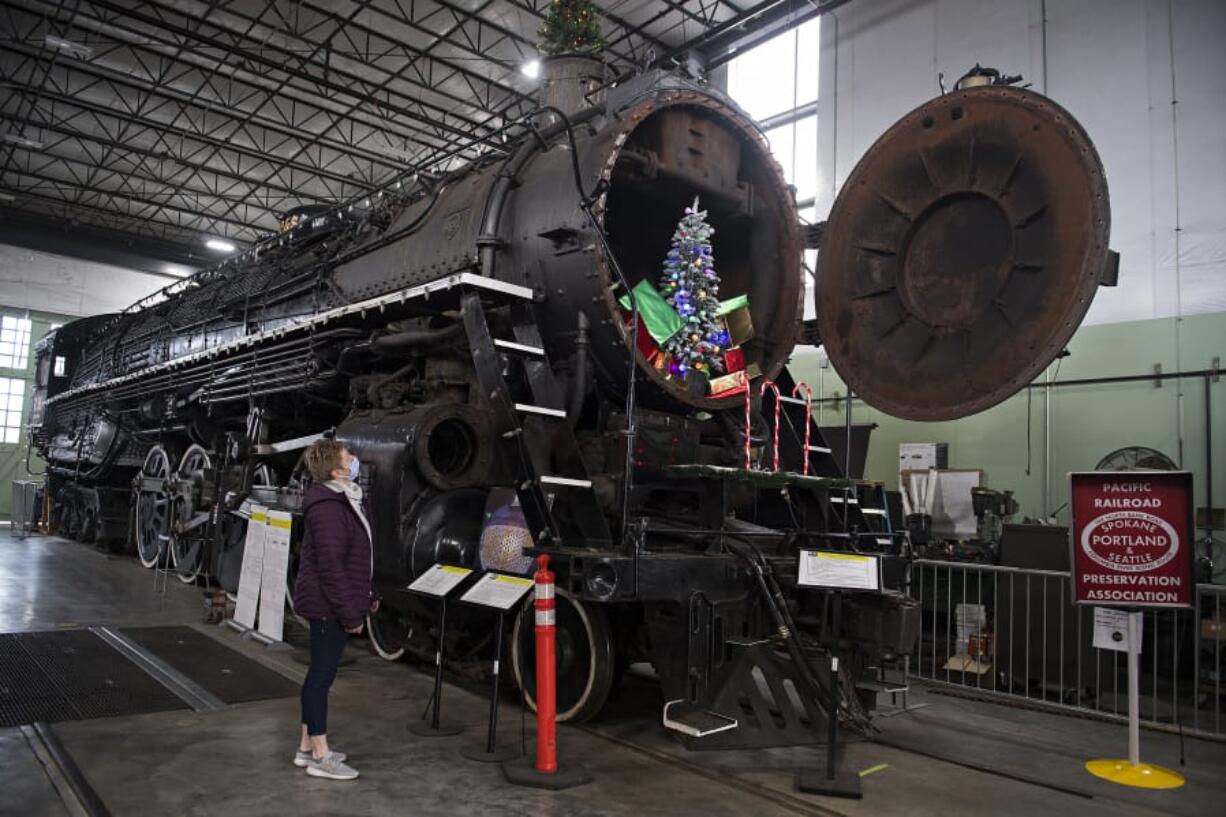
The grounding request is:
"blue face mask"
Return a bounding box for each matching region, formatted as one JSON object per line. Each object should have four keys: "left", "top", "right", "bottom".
{"left": 347, "top": 456, "right": 361, "bottom": 481}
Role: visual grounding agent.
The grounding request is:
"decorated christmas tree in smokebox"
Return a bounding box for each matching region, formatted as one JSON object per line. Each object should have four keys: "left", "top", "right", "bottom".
{"left": 658, "top": 197, "right": 729, "bottom": 378}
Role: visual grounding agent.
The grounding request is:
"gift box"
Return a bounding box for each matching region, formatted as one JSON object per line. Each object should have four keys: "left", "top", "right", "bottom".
{"left": 708, "top": 369, "right": 748, "bottom": 397}
{"left": 724, "top": 347, "right": 745, "bottom": 373}
{"left": 723, "top": 305, "right": 754, "bottom": 347}
{"left": 617, "top": 279, "right": 683, "bottom": 344}
{"left": 634, "top": 320, "right": 659, "bottom": 362}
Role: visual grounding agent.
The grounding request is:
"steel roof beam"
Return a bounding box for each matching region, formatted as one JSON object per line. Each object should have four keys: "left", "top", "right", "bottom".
{"left": 1, "top": 4, "right": 464, "bottom": 161}
{"left": 0, "top": 76, "right": 364, "bottom": 200}
{"left": 79, "top": 0, "right": 511, "bottom": 138}
{"left": 0, "top": 39, "right": 405, "bottom": 184}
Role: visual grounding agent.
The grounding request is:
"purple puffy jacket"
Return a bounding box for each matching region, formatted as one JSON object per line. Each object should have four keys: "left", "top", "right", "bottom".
{"left": 292, "top": 484, "right": 372, "bottom": 629}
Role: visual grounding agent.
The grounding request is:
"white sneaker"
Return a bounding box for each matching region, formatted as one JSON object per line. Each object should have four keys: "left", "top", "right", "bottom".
{"left": 294, "top": 749, "right": 346, "bottom": 768}
{"left": 306, "top": 751, "right": 359, "bottom": 781}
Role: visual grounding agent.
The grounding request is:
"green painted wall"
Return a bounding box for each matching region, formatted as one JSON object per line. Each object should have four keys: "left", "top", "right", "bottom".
{"left": 0, "top": 308, "right": 72, "bottom": 519}
{"left": 789, "top": 311, "right": 1226, "bottom": 580}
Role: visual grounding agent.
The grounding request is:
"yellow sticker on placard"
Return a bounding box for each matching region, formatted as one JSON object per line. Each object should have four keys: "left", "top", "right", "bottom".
{"left": 818, "top": 552, "right": 870, "bottom": 562}
{"left": 441, "top": 565, "right": 472, "bottom": 575}
{"left": 270, "top": 517, "right": 292, "bottom": 529}
{"left": 495, "top": 575, "right": 533, "bottom": 586}
{"left": 252, "top": 511, "right": 267, "bottom": 523}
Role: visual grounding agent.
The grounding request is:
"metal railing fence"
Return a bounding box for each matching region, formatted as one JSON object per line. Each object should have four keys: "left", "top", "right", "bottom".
{"left": 905, "top": 559, "right": 1226, "bottom": 739}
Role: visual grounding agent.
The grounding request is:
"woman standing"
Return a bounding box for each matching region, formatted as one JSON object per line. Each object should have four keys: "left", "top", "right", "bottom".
{"left": 291, "top": 439, "right": 373, "bottom": 781}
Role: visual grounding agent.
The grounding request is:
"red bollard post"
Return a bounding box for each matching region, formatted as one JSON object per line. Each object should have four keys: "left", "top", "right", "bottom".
{"left": 533, "top": 554, "right": 558, "bottom": 774}
{"left": 501, "top": 553, "right": 591, "bottom": 790}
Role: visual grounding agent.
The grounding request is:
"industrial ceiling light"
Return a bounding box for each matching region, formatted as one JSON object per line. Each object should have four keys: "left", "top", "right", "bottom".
{"left": 205, "top": 238, "right": 236, "bottom": 253}
{"left": 521, "top": 59, "right": 541, "bottom": 79}
{"left": 44, "top": 35, "right": 93, "bottom": 60}
{"left": 1, "top": 133, "right": 43, "bottom": 150}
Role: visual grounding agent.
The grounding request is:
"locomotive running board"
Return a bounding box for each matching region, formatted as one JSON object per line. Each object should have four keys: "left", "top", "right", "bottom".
{"left": 47, "top": 273, "right": 532, "bottom": 407}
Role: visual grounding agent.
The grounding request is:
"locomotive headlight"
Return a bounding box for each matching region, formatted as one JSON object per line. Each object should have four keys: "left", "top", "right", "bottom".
{"left": 585, "top": 561, "right": 618, "bottom": 600}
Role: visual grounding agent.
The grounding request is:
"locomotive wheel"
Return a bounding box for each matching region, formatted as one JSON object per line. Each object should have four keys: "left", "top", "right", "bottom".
{"left": 135, "top": 445, "right": 174, "bottom": 568}
{"left": 367, "top": 605, "right": 412, "bottom": 661}
{"left": 510, "top": 589, "right": 616, "bottom": 722}
{"left": 170, "top": 444, "right": 212, "bottom": 584}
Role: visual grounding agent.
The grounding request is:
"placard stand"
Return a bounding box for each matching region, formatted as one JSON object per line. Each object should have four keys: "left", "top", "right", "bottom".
{"left": 405, "top": 564, "right": 473, "bottom": 738}
{"left": 460, "top": 610, "right": 519, "bottom": 762}
{"left": 797, "top": 591, "right": 862, "bottom": 799}
{"left": 456, "top": 571, "right": 534, "bottom": 763}
{"left": 1084, "top": 611, "right": 1185, "bottom": 789}
{"left": 795, "top": 550, "right": 880, "bottom": 801}
{"left": 1069, "top": 470, "right": 1191, "bottom": 790}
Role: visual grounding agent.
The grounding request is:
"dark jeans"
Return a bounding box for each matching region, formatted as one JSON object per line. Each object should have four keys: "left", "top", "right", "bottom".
{"left": 301, "top": 618, "right": 348, "bottom": 736}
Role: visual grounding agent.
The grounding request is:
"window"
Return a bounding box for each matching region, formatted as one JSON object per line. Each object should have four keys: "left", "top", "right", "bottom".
{"left": 53, "top": 356, "right": 67, "bottom": 377}
{"left": 0, "top": 377, "right": 25, "bottom": 443}
{"left": 727, "top": 19, "right": 821, "bottom": 321}
{"left": 0, "top": 316, "right": 32, "bottom": 369}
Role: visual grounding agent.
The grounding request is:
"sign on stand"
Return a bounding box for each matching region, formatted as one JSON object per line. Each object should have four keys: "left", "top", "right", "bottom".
{"left": 256, "top": 510, "right": 293, "bottom": 642}
{"left": 1070, "top": 471, "right": 1194, "bottom": 607}
{"left": 1070, "top": 471, "right": 1192, "bottom": 791}
{"left": 460, "top": 571, "right": 534, "bottom": 610}
{"left": 794, "top": 550, "right": 882, "bottom": 800}
{"left": 232, "top": 506, "right": 268, "bottom": 629}
{"left": 408, "top": 563, "right": 473, "bottom": 598}
{"left": 798, "top": 550, "right": 880, "bottom": 591}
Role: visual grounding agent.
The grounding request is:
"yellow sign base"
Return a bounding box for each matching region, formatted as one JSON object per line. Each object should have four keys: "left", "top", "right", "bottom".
{"left": 1085, "top": 759, "right": 1185, "bottom": 789}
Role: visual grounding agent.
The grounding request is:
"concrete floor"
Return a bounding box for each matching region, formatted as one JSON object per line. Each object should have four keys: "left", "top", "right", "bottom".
{"left": 2, "top": 531, "right": 1223, "bottom": 817}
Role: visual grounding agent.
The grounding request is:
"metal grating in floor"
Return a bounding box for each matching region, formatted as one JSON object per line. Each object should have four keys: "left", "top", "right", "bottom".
{"left": 120, "top": 626, "right": 300, "bottom": 704}
{"left": 0, "top": 630, "right": 188, "bottom": 728}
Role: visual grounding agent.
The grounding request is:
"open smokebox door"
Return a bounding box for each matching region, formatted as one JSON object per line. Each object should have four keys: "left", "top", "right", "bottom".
{"left": 815, "top": 85, "right": 1114, "bottom": 421}
{"left": 596, "top": 96, "right": 803, "bottom": 411}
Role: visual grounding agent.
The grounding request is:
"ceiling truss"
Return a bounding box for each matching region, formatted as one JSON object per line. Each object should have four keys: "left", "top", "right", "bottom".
{"left": 0, "top": 0, "right": 772, "bottom": 257}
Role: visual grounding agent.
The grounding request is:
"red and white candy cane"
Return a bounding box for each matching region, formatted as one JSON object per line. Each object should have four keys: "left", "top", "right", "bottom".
{"left": 761, "top": 379, "right": 782, "bottom": 471}
{"left": 791, "top": 381, "right": 814, "bottom": 475}
{"left": 744, "top": 383, "right": 753, "bottom": 470}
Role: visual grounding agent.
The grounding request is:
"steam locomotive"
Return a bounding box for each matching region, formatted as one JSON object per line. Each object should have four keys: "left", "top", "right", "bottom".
{"left": 30, "top": 67, "right": 1112, "bottom": 745}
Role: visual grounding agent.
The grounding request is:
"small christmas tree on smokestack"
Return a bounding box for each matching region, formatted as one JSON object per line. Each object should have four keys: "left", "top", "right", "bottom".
{"left": 538, "top": 0, "right": 605, "bottom": 55}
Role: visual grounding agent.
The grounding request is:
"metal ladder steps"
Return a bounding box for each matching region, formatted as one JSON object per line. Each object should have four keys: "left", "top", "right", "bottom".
{"left": 493, "top": 338, "right": 545, "bottom": 357}
{"left": 663, "top": 700, "right": 739, "bottom": 738}
{"left": 514, "top": 403, "right": 566, "bottom": 418}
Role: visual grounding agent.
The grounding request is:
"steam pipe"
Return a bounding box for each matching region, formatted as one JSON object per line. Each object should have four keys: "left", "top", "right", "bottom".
{"left": 371, "top": 323, "right": 464, "bottom": 352}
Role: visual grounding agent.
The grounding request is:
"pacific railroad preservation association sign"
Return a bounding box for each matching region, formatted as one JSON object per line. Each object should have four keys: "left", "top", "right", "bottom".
{"left": 1069, "top": 471, "right": 1194, "bottom": 608}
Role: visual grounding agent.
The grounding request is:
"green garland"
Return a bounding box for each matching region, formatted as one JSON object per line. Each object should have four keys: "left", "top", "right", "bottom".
{"left": 538, "top": 0, "right": 605, "bottom": 56}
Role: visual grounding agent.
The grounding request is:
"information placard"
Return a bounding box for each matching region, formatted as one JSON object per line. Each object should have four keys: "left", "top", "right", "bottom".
{"left": 407, "top": 563, "right": 473, "bottom": 598}
{"left": 1070, "top": 471, "right": 1194, "bottom": 608}
{"left": 257, "top": 510, "right": 293, "bottom": 641}
{"left": 233, "top": 506, "right": 268, "bottom": 628}
{"left": 798, "top": 550, "right": 880, "bottom": 591}
{"left": 1092, "top": 607, "right": 1142, "bottom": 652}
{"left": 459, "top": 571, "right": 534, "bottom": 610}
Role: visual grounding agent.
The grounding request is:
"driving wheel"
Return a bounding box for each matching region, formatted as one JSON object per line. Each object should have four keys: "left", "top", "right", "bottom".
{"left": 134, "top": 445, "right": 173, "bottom": 568}
{"left": 510, "top": 589, "right": 616, "bottom": 722}
{"left": 170, "top": 444, "right": 212, "bottom": 584}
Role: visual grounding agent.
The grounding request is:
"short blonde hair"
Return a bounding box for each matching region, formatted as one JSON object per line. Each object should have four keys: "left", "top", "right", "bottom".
{"left": 304, "top": 439, "right": 345, "bottom": 483}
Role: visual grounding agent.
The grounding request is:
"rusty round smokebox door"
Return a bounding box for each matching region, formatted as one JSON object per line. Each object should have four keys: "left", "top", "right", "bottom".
{"left": 817, "top": 86, "right": 1110, "bottom": 420}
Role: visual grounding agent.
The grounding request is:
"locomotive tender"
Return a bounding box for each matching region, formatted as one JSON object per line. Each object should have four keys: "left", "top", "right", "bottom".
{"left": 30, "top": 67, "right": 1112, "bottom": 744}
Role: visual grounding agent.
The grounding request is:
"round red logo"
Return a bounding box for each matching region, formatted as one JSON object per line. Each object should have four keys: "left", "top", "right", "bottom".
{"left": 1079, "top": 510, "right": 1179, "bottom": 573}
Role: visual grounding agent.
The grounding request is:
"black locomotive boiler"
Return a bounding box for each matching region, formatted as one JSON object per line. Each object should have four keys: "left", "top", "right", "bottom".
{"left": 30, "top": 68, "right": 1113, "bottom": 745}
